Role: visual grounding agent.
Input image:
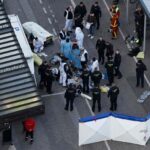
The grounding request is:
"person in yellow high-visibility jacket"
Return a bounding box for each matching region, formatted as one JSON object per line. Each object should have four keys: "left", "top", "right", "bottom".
{"left": 110, "top": 13, "right": 119, "bottom": 39}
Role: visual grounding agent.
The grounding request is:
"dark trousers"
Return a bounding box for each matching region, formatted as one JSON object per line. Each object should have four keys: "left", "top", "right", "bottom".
{"left": 114, "top": 66, "right": 122, "bottom": 78}
{"left": 92, "top": 98, "right": 101, "bottom": 112}
{"left": 81, "top": 61, "right": 87, "bottom": 69}
{"left": 26, "top": 131, "right": 33, "bottom": 140}
{"left": 46, "top": 81, "right": 52, "bottom": 93}
{"left": 110, "top": 98, "right": 117, "bottom": 111}
{"left": 83, "top": 80, "right": 89, "bottom": 93}
{"left": 96, "top": 16, "right": 100, "bottom": 29}
{"left": 93, "top": 80, "right": 100, "bottom": 87}
{"left": 65, "top": 98, "right": 74, "bottom": 111}
{"left": 39, "top": 76, "right": 46, "bottom": 89}
{"left": 108, "top": 73, "right": 114, "bottom": 85}
{"left": 98, "top": 53, "right": 105, "bottom": 64}
{"left": 136, "top": 73, "right": 144, "bottom": 88}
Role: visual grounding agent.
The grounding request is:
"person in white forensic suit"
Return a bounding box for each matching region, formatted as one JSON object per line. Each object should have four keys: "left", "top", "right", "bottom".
{"left": 8, "top": 144, "right": 16, "bottom": 150}
{"left": 33, "top": 37, "right": 44, "bottom": 53}
{"left": 75, "top": 27, "right": 84, "bottom": 49}
{"left": 59, "top": 59, "right": 68, "bottom": 87}
{"left": 91, "top": 57, "right": 99, "bottom": 73}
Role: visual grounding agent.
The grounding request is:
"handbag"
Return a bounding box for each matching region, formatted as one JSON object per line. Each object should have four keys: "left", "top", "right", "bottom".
{"left": 85, "top": 22, "right": 91, "bottom": 29}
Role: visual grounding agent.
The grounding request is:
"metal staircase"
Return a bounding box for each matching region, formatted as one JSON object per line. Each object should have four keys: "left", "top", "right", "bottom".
{"left": 0, "top": 2, "right": 44, "bottom": 129}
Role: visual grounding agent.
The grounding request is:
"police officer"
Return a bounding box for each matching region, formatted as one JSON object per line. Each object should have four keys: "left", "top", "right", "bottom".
{"left": 105, "top": 42, "right": 114, "bottom": 60}
{"left": 114, "top": 50, "right": 122, "bottom": 79}
{"left": 92, "top": 85, "right": 101, "bottom": 112}
{"left": 38, "top": 61, "right": 48, "bottom": 89}
{"left": 90, "top": 1, "right": 102, "bottom": 30}
{"left": 96, "top": 37, "right": 106, "bottom": 64}
{"left": 45, "top": 66, "right": 53, "bottom": 94}
{"left": 91, "top": 68, "right": 102, "bottom": 87}
{"left": 81, "top": 67, "right": 90, "bottom": 93}
{"left": 136, "top": 60, "right": 147, "bottom": 88}
{"left": 64, "top": 84, "right": 76, "bottom": 111}
{"left": 105, "top": 57, "right": 114, "bottom": 86}
{"left": 108, "top": 83, "right": 119, "bottom": 111}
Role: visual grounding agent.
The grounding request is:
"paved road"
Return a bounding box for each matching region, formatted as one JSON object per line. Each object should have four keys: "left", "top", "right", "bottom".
{"left": 1, "top": 0, "right": 150, "bottom": 150}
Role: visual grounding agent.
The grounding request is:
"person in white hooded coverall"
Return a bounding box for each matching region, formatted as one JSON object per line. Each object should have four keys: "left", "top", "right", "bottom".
{"left": 75, "top": 27, "right": 84, "bottom": 49}
{"left": 59, "top": 59, "right": 68, "bottom": 87}
{"left": 91, "top": 57, "right": 100, "bottom": 73}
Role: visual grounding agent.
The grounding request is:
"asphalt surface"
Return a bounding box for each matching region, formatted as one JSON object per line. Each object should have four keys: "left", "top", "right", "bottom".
{"left": 1, "top": 0, "right": 150, "bottom": 150}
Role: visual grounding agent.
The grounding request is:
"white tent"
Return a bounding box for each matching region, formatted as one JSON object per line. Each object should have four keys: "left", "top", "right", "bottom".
{"left": 79, "top": 113, "right": 150, "bottom": 146}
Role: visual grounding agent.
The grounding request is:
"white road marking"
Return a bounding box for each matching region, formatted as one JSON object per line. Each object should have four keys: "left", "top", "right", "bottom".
{"left": 52, "top": 14, "right": 55, "bottom": 18}
{"left": 43, "top": 7, "right": 47, "bottom": 14}
{"left": 50, "top": 10, "right": 53, "bottom": 13}
{"left": 102, "top": 0, "right": 150, "bottom": 88}
{"left": 55, "top": 19, "right": 58, "bottom": 23}
{"left": 39, "top": 0, "right": 43, "bottom": 4}
{"left": 52, "top": 28, "right": 57, "bottom": 36}
{"left": 48, "top": 17, "right": 52, "bottom": 24}
{"left": 41, "top": 91, "right": 65, "bottom": 98}
{"left": 48, "top": 5, "right": 51, "bottom": 9}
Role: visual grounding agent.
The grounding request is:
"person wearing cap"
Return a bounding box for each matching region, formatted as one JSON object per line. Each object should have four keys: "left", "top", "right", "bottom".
{"left": 92, "top": 85, "right": 101, "bottom": 112}
{"left": 80, "top": 48, "right": 88, "bottom": 69}
{"left": 105, "top": 57, "right": 115, "bottom": 86}
{"left": 108, "top": 83, "right": 119, "bottom": 111}
{"left": 136, "top": 60, "right": 147, "bottom": 88}
{"left": 64, "top": 84, "right": 76, "bottom": 111}
{"left": 90, "top": 1, "right": 102, "bottom": 30}
{"left": 23, "top": 118, "right": 36, "bottom": 144}
{"left": 96, "top": 37, "right": 106, "bottom": 64}
{"left": 114, "top": 50, "right": 122, "bottom": 79}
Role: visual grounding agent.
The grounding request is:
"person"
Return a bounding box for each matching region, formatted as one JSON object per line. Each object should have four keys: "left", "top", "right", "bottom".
{"left": 136, "top": 60, "right": 147, "bottom": 88}
{"left": 110, "top": 4, "right": 120, "bottom": 19}
{"left": 114, "top": 50, "right": 122, "bottom": 79}
{"left": 91, "top": 68, "right": 102, "bottom": 87}
{"left": 105, "top": 42, "right": 114, "bottom": 60}
{"left": 80, "top": 48, "right": 88, "bottom": 69}
{"left": 61, "top": 38, "right": 72, "bottom": 59}
{"left": 108, "top": 83, "right": 119, "bottom": 111}
{"left": 90, "top": 1, "right": 102, "bottom": 30}
{"left": 8, "top": 144, "right": 16, "bottom": 150}
{"left": 75, "top": 27, "right": 84, "bottom": 49}
{"left": 59, "top": 59, "right": 68, "bottom": 87}
{"left": 81, "top": 67, "right": 90, "bottom": 93}
{"left": 33, "top": 37, "right": 43, "bottom": 53}
{"left": 91, "top": 57, "right": 99, "bottom": 73}
{"left": 59, "top": 29, "right": 66, "bottom": 51}
{"left": 23, "top": 118, "right": 36, "bottom": 144}
{"left": 96, "top": 37, "right": 106, "bottom": 64}
{"left": 74, "top": 2, "right": 87, "bottom": 29}
{"left": 45, "top": 66, "right": 53, "bottom": 94}
{"left": 86, "top": 12, "right": 96, "bottom": 39}
{"left": 92, "top": 85, "right": 101, "bottom": 112}
{"left": 28, "top": 33, "right": 34, "bottom": 52}
{"left": 64, "top": 6, "right": 74, "bottom": 32}
{"left": 113, "top": 0, "right": 119, "bottom": 5}
{"left": 110, "top": 13, "right": 119, "bottom": 39}
{"left": 38, "top": 61, "right": 48, "bottom": 89}
{"left": 105, "top": 57, "right": 114, "bottom": 86}
{"left": 64, "top": 84, "right": 76, "bottom": 111}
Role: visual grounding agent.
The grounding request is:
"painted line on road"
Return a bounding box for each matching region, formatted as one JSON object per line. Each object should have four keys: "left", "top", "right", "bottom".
{"left": 52, "top": 14, "right": 55, "bottom": 18}
{"left": 52, "top": 28, "right": 57, "bottom": 36}
{"left": 69, "top": 1, "right": 112, "bottom": 150}
{"left": 39, "top": 0, "right": 43, "bottom": 4}
{"left": 50, "top": 9, "right": 53, "bottom": 13}
{"left": 43, "top": 7, "right": 47, "bottom": 14}
{"left": 48, "top": 17, "right": 52, "bottom": 24}
{"left": 55, "top": 19, "right": 58, "bottom": 23}
{"left": 102, "top": 0, "right": 150, "bottom": 89}
{"left": 41, "top": 91, "right": 65, "bottom": 98}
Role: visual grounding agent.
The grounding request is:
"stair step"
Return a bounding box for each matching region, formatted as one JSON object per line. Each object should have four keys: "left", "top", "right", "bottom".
{"left": 0, "top": 32, "right": 14, "bottom": 39}
{"left": 0, "top": 45, "right": 20, "bottom": 54}
{"left": 0, "top": 50, "right": 21, "bottom": 59}
{"left": 0, "top": 54, "right": 23, "bottom": 63}
{"left": 0, "top": 41, "right": 18, "bottom": 49}
{"left": 0, "top": 36, "right": 15, "bottom": 44}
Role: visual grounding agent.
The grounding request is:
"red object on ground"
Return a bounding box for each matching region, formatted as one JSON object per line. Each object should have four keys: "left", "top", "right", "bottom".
{"left": 24, "top": 118, "right": 36, "bottom": 132}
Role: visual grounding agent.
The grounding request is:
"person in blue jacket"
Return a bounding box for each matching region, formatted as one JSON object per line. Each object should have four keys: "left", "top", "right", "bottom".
{"left": 61, "top": 38, "right": 72, "bottom": 59}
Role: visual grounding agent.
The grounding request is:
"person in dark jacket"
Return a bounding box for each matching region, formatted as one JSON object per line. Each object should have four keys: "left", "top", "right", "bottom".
{"left": 45, "top": 66, "right": 53, "bottom": 94}
{"left": 108, "top": 83, "right": 119, "bottom": 111}
{"left": 38, "top": 61, "right": 48, "bottom": 89}
{"left": 92, "top": 85, "right": 101, "bottom": 112}
{"left": 136, "top": 60, "right": 147, "bottom": 88}
{"left": 23, "top": 118, "right": 36, "bottom": 144}
{"left": 105, "top": 42, "right": 114, "bottom": 60}
{"left": 64, "top": 84, "right": 76, "bottom": 111}
{"left": 90, "top": 1, "right": 102, "bottom": 30}
{"left": 96, "top": 37, "right": 106, "bottom": 64}
{"left": 105, "top": 57, "right": 114, "bottom": 86}
{"left": 81, "top": 67, "right": 90, "bottom": 93}
{"left": 91, "top": 68, "right": 102, "bottom": 87}
{"left": 114, "top": 50, "right": 122, "bottom": 79}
